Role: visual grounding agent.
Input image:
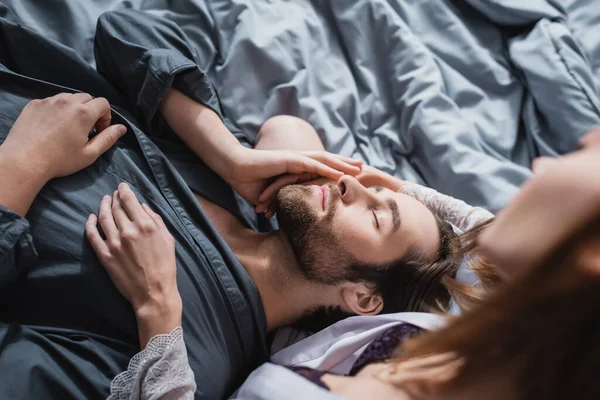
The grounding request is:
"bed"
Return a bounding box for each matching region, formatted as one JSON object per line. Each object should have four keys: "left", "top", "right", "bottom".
{"left": 1, "top": 0, "right": 599, "bottom": 397}
{"left": 4, "top": 0, "right": 599, "bottom": 214}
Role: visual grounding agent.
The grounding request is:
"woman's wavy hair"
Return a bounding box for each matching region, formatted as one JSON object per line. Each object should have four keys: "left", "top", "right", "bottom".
{"left": 387, "top": 215, "right": 600, "bottom": 399}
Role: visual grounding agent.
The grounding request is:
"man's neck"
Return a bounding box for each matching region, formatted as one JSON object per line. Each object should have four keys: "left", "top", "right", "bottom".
{"left": 193, "top": 193, "right": 333, "bottom": 331}
{"left": 226, "top": 228, "right": 329, "bottom": 331}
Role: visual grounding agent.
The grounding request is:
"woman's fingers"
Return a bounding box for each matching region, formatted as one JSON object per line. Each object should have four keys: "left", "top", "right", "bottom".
{"left": 293, "top": 152, "right": 360, "bottom": 177}
{"left": 86, "top": 214, "right": 110, "bottom": 260}
{"left": 303, "top": 151, "right": 363, "bottom": 167}
{"left": 397, "top": 352, "right": 460, "bottom": 371}
{"left": 112, "top": 190, "right": 133, "bottom": 230}
{"left": 85, "top": 214, "right": 128, "bottom": 297}
{"left": 257, "top": 173, "right": 309, "bottom": 204}
{"left": 257, "top": 197, "right": 277, "bottom": 218}
{"left": 117, "top": 183, "right": 146, "bottom": 222}
{"left": 256, "top": 172, "right": 320, "bottom": 217}
{"left": 142, "top": 203, "right": 161, "bottom": 226}
{"left": 338, "top": 155, "right": 363, "bottom": 167}
{"left": 285, "top": 155, "right": 343, "bottom": 180}
{"left": 141, "top": 203, "right": 170, "bottom": 236}
{"left": 302, "top": 151, "right": 362, "bottom": 175}
{"left": 98, "top": 195, "right": 119, "bottom": 239}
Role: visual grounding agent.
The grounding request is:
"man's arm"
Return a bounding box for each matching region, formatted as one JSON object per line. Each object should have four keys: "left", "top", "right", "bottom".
{"left": 0, "top": 93, "right": 126, "bottom": 216}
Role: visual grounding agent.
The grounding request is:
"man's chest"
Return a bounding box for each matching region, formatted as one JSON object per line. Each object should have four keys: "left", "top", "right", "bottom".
{"left": 193, "top": 192, "right": 247, "bottom": 246}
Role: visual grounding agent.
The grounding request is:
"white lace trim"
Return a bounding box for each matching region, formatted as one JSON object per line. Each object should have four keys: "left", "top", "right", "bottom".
{"left": 399, "top": 182, "right": 494, "bottom": 290}
{"left": 108, "top": 326, "right": 196, "bottom": 400}
{"left": 400, "top": 182, "right": 493, "bottom": 233}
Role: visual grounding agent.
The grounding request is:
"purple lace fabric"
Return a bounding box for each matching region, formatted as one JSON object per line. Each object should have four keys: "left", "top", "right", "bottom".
{"left": 349, "top": 323, "right": 423, "bottom": 376}
{"left": 287, "top": 323, "right": 424, "bottom": 391}
{"left": 287, "top": 366, "right": 330, "bottom": 390}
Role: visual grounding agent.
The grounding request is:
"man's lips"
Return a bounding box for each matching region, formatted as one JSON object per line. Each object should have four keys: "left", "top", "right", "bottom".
{"left": 321, "top": 186, "right": 328, "bottom": 211}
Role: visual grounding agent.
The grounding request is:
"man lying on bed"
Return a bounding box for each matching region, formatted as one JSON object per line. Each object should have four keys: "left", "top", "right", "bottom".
{"left": 0, "top": 10, "right": 492, "bottom": 400}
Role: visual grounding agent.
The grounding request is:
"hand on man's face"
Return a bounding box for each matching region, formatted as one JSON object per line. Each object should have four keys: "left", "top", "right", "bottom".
{"left": 2, "top": 92, "right": 127, "bottom": 180}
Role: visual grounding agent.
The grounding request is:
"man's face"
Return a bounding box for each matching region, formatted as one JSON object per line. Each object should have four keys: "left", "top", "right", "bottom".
{"left": 275, "top": 176, "right": 440, "bottom": 284}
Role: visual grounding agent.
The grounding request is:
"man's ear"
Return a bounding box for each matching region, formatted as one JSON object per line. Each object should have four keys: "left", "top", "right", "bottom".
{"left": 341, "top": 285, "right": 383, "bottom": 316}
{"left": 578, "top": 235, "right": 600, "bottom": 276}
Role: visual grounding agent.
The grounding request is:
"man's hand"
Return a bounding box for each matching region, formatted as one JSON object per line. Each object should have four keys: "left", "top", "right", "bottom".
{"left": 2, "top": 93, "right": 127, "bottom": 181}
{"left": 85, "top": 183, "right": 181, "bottom": 348}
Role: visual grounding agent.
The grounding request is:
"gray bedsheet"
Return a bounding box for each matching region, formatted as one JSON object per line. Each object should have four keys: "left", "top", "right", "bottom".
{"left": 3, "top": 0, "right": 599, "bottom": 212}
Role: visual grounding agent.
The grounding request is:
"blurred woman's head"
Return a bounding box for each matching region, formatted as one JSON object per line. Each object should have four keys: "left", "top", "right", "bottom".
{"left": 327, "top": 128, "right": 600, "bottom": 400}
{"left": 390, "top": 214, "right": 600, "bottom": 400}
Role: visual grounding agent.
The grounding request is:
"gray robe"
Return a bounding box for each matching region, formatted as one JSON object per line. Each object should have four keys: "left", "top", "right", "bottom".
{"left": 0, "top": 8, "right": 269, "bottom": 399}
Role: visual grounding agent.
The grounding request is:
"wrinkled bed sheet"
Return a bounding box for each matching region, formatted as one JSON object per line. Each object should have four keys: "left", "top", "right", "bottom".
{"left": 3, "top": 0, "right": 599, "bottom": 213}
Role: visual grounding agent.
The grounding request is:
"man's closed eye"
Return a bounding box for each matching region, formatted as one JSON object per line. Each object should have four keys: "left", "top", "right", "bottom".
{"left": 372, "top": 209, "right": 380, "bottom": 229}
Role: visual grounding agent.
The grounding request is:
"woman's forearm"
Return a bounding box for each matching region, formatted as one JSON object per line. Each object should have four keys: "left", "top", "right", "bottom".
{"left": 135, "top": 294, "right": 183, "bottom": 349}
{"left": 159, "top": 89, "right": 242, "bottom": 182}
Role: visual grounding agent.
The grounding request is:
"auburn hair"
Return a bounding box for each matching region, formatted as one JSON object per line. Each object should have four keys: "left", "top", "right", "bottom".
{"left": 388, "top": 214, "right": 600, "bottom": 399}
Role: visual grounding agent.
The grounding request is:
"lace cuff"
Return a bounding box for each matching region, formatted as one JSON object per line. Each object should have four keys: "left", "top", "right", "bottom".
{"left": 400, "top": 182, "right": 494, "bottom": 290}
{"left": 400, "top": 182, "right": 493, "bottom": 233}
{"left": 108, "top": 326, "right": 196, "bottom": 400}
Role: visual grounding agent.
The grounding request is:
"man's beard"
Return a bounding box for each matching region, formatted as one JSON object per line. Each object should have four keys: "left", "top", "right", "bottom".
{"left": 275, "top": 184, "right": 349, "bottom": 285}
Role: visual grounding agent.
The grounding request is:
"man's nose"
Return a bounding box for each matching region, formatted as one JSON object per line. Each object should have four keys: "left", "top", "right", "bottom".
{"left": 337, "top": 175, "right": 373, "bottom": 204}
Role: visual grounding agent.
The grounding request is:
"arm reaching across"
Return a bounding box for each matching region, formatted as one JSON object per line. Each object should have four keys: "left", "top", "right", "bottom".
{"left": 95, "top": 11, "right": 360, "bottom": 207}
{"left": 159, "top": 89, "right": 361, "bottom": 204}
{"left": 479, "top": 128, "right": 600, "bottom": 281}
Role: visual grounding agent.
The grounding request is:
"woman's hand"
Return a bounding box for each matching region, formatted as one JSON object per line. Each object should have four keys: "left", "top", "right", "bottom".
{"left": 159, "top": 90, "right": 361, "bottom": 205}
{"left": 354, "top": 165, "right": 404, "bottom": 190}
{"left": 85, "top": 183, "right": 181, "bottom": 348}
{"left": 225, "top": 147, "right": 362, "bottom": 205}
{"left": 255, "top": 164, "right": 405, "bottom": 218}
{"left": 0, "top": 93, "right": 127, "bottom": 216}
{"left": 2, "top": 93, "right": 127, "bottom": 181}
{"left": 255, "top": 175, "right": 333, "bottom": 218}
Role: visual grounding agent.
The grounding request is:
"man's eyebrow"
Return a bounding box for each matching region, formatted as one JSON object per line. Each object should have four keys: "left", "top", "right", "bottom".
{"left": 386, "top": 198, "right": 401, "bottom": 234}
